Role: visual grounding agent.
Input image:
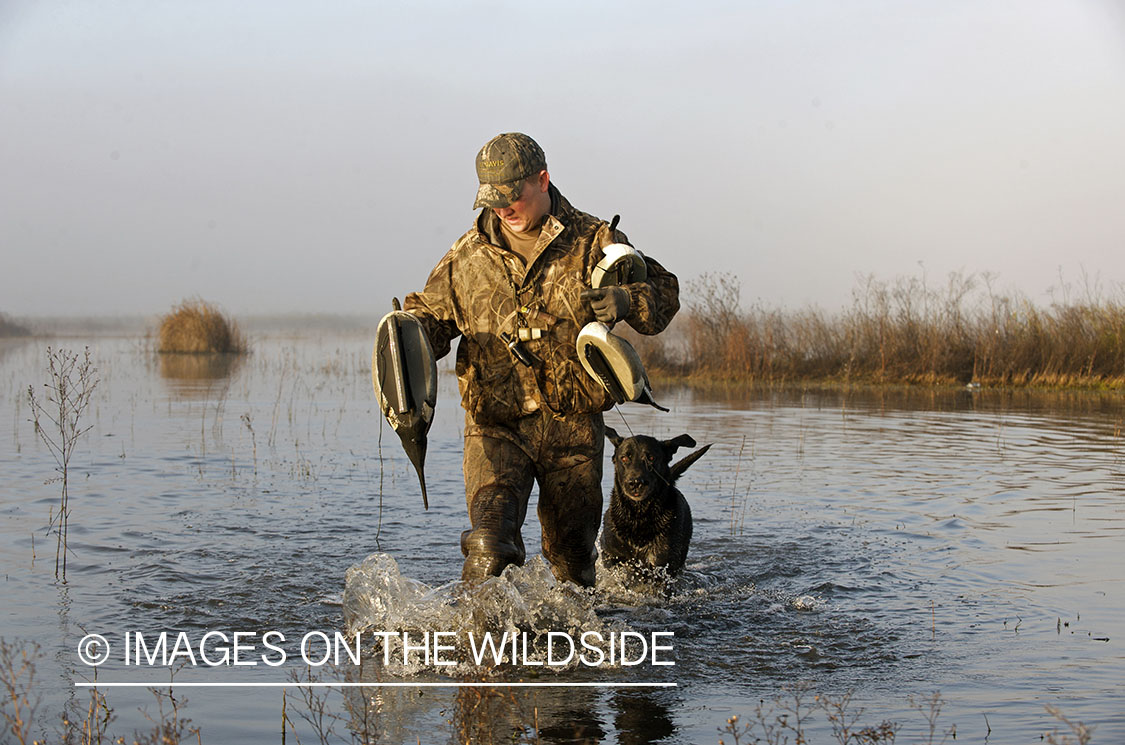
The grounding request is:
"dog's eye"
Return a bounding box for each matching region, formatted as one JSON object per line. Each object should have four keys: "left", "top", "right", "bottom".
{"left": 621, "top": 455, "right": 630, "bottom": 464}
{"left": 644, "top": 454, "right": 655, "bottom": 465}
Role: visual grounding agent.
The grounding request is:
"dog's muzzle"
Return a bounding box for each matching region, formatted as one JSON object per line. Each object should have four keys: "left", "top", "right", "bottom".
{"left": 623, "top": 477, "right": 651, "bottom": 500}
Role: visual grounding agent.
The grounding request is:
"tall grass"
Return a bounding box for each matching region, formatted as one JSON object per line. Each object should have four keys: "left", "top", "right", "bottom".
{"left": 639, "top": 272, "right": 1125, "bottom": 388}
{"left": 157, "top": 300, "right": 247, "bottom": 354}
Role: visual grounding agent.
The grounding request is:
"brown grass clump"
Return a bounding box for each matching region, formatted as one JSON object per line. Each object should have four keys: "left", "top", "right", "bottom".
{"left": 157, "top": 299, "right": 246, "bottom": 354}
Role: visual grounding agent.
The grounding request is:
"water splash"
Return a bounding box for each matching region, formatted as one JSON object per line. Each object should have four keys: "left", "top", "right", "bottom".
{"left": 342, "top": 553, "right": 633, "bottom": 675}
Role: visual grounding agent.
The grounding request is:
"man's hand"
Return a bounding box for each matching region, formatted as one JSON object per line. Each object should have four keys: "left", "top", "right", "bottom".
{"left": 581, "top": 287, "right": 631, "bottom": 324}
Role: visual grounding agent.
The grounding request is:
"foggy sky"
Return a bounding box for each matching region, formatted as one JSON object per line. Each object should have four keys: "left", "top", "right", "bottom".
{"left": 2, "top": 0, "right": 1124, "bottom": 318}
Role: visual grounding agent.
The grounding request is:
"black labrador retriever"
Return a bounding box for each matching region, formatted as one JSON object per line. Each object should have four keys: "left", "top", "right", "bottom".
{"left": 600, "top": 427, "right": 711, "bottom": 577}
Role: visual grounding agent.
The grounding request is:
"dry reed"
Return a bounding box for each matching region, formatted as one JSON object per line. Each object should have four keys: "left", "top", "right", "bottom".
{"left": 0, "top": 639, "right": 41, "bottom": 745}
{"left": 640, "top": 271, "right": 1125, "bottom": 389}
{"left": 157, "top": 300, "right": 247, "bottom": 355}
{"left": 27, "top": 347, "right": 99, "bottom": 582}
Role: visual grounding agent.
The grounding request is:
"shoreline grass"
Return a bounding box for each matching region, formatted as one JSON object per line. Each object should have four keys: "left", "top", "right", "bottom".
{"left": 631, "top": 271, "right": 1125, "bottom": 391}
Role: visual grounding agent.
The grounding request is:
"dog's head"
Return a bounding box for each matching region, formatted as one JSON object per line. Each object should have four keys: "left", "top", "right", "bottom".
{"left": 605, "top": 427, "right": 711, "bottom": 503}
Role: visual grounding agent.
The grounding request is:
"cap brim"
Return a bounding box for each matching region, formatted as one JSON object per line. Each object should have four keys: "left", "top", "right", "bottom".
{"left": 473, "top": 180, "right": 523, "bottom": 210}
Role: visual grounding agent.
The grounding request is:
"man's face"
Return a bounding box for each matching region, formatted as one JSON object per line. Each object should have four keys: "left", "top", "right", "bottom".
{"left": 493, "top": 171, "right": 551, "bottom": 233}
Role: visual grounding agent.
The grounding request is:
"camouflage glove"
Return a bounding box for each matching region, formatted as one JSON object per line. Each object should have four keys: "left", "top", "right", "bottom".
{"left": 581, "top": 287, "right": 631, "bottom": 324}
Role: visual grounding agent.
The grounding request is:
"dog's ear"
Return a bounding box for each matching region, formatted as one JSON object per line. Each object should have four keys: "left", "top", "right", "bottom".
{"left": 604, "top": 427, "right": 624, "bottom": 448}
{"left": 662, "top": 434, "right": 696, "bottom": 455}
{"left": 671, "top": 443, "right": 711, "bottom": 482}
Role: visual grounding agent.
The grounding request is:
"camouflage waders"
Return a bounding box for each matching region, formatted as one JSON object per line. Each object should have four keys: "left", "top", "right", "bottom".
{"left": 460, "top": 410, "right": 604, "bottom": 586}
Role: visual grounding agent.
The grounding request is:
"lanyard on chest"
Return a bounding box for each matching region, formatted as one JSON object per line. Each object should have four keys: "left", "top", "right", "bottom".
{"left": 492, "top": 248, "right": 559, "bottom": 365}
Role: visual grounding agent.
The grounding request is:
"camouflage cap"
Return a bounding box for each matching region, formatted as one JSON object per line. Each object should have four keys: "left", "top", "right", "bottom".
{"left": 473, "top": 133, "right": 547, "bottom": 209}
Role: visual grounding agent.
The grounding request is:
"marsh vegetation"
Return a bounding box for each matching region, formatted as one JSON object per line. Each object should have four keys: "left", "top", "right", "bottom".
{"left": 634, "top": 271, "right": 1125, "bottom": 389}
{"left": 25, "top": 346, "right": 99, "bottom": 582}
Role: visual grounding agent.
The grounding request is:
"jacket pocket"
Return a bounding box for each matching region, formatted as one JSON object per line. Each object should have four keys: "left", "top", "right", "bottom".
{"left": 460, "top": 359, "right": 526, "bottom": 425}
{"left": 541, "top": 319, "right": 610, "bottom": 414}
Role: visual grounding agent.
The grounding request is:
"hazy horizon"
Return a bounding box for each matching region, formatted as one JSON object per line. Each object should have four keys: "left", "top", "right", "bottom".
{"left": 3, "top": 1, "right": 1124, "bottom": 318}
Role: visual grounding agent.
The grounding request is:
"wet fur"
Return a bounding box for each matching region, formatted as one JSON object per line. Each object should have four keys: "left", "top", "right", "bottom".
{"left": 600, "top": 428, "right": 710, "bottom": 577}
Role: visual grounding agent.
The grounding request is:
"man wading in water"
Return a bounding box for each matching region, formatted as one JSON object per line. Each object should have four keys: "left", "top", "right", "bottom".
{"left": 402, "top": 133, "right": 680, "bottom": 586}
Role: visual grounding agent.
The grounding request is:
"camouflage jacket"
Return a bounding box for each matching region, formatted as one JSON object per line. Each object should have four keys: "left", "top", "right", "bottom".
{"left": 404, "top": 185, "right": 679, "bottom": 424}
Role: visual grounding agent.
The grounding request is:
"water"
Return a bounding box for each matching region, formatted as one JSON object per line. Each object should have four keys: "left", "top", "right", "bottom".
{"left": 1, "top": 333, "right": 1122, "bottom": 743}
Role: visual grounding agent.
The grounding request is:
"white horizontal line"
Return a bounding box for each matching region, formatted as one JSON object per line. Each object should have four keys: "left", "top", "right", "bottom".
{"left": 75, "top": 681, "right": 676, "bottom": 689}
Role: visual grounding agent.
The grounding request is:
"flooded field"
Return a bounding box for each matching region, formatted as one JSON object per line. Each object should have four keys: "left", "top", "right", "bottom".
{"left": 1, "top": 333, "right": 1123, "bottom": 743}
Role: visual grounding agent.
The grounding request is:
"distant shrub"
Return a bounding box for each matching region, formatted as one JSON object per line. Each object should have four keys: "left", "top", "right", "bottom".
{"left": 157, "top": 300, "right": 246, "bottom": 354}
{"left": 0, "top": 313, "right": 31, "bottom": 338}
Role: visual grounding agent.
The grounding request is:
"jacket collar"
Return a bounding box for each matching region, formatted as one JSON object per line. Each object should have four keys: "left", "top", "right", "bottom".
{"left": 475, "top": 183, "right": 571, "bottom": 251}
